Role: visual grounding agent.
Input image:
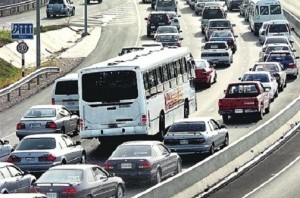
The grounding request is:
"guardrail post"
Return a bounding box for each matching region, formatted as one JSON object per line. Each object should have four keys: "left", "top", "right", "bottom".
{"left": 28, "top": 82, "right": 30, "bottom": 90}
{"left": 18, "top": 87, "right": 21, "bottom": 96}
{"left": 37, "top": 76, "right": 40, "bottom": 85}
{"left": 46, "top": 72, "right": 48, "bottom": 79}
{"left": 7, "top": 93, "right": 10, "bottom": 102}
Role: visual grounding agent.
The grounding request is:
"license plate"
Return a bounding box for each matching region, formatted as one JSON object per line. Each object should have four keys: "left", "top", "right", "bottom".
{"left": 212, "top": 59, "right": 219, "bottom": 63}
{"left": 30, "top": 123, "right": 41, "bottom": 128}
{"left": 151, "top": 26, "right": 155, "bottom": 28}
{"left": 121, "top": 163, "right": 132, "bottom": 169}
{"left": 26, "top": 157, "right": 34, "bottom": 162}
{"left": 66, "top": 101, "right": 75, "bottom": 105}
{"left": 47, "top": 193, "right": 57, "bottom": 198}
{"left": 180, "top": 140, "right": 189, "bottom": 144}
{"left": 235, "top": 109, "right": 243, "bottom": 113}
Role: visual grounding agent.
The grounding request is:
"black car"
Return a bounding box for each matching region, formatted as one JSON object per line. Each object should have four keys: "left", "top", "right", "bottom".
{"left": 209, "top": 30, "right": 238, "bottom": 53}
{"left": 145, "top": 11, "right": 172, "bottom": 37}
{"left": 104, "top": 141, "right": 182, "bottom": 185}
{"left": 227, "top": 0, "right": 243, "bottom": 11}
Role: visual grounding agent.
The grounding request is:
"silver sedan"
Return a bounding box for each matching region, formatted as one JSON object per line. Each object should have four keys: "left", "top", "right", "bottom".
{"left": 16, "top": 105, "right": 79, "bottom": 141}
{"left": 7, "top": 134, "right": 86, "bottom": 173}
{"left": 163, "top": 117, "right": 229, "bottom": 156}
{"left": 0, "top": 139, "right": 14, "bottom": 162}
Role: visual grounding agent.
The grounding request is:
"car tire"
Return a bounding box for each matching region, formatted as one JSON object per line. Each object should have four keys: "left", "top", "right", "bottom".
{"left": 256, "top": 110, "right": 264, "bottom": 120}
{"left": 175, "top": 160, "right": 182, "bottom": 174}
{"left": 265, "top": 102, "right": 270, "bottom": 114}
{"left": 61, "top": 127, "right": 66, "bottom": 134}
{"left": 147, "top": 31, "right": 151, "bottom": 37}
{"left": 80, "top": 152, "right": 86, "bottom": 164}
{"left": 222, "top": 115, "right": 229, "bottom": 124}
{"left": 152, "top": 169, "right": 162, "bottom": 185}
{"left": 115, "top": 185, "right": 124, "bottom": 198}
{"left": 213, "top": 73, "right": 217, "bottom": 83}
{"left": 72, "top": 8, "right": 75, "bottom": 16}
{"left": 208, "top": 144, "right": 215, "bottom": 156}
{"left": 46, "top": 12, "right": 51, "bottom": 18}
{"left": 184, "top": 100, "right": 189, "bottom": 118}
{"left": 221, "top": 134, "right": 229, "bottom": 149}
{"left": 274, "top": 89, "right": 278, "bottom": 98}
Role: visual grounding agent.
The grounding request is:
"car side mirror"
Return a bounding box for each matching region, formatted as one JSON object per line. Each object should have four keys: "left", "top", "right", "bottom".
{"left": 3, "top": 140, "right": 9, "bottom": 144}
{"left": 293, "top": 49, "right": 296, "bottom": 52}
{"left": 179, "top": 30, "right": 182, "bottom": 33}
{"left": 249, "top": 68, "right": 252, "bottom": 71}
{"left": 144, "top": 17, "right": 148, "bottom": 20}
{"left": 232, "top": 24, "right": 236, "bottom": 27}
{"left": 180, "top": 37, "right": 184, "bottom": 40}
{"left": 238, "top": 77, "right": 241, "bottom": 80}
{"left": 224, "top": 90, "right": 227, "bottom": 94}
{"left": 234, "top": 35, "right": 238, "bottom": 38}
{"left": 290, "top": 40, "right": 294, "bottom": 43}
{"left": 291, "top": 27, "right": 294, "bottom": 31}
{"left": 109, "top": 173, "right": 115, "bottom": 177}
{"left": 261, "top": 31, "right": 265, "bottom": 35}
{"left": 296, "top": 57, "right": 300, "bottom": 59}
{"left": 178, "top": 15, "right": 181, "bottom": 17}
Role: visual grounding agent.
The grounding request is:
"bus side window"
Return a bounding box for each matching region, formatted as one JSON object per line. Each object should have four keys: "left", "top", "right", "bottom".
{"left": 149, "top": 70, "right": 158, "bottom": 96}
{"left": 156, "top": 67, "right": 164, "bottom": 93}
{"left": 162, "top": 64, "right": 171, "bottom": 91}
{"left": 168, "top": 62, "right": 177, "bottom": 88}
{"left": 143, "top": 73, "right": 150, "bottom": 98}
{"left": 175, "top": 59, "right": 183, "bottom": 85}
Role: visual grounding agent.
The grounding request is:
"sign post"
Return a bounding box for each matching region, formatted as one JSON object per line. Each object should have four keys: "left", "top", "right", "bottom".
{"left": 11, "top": 22, "right": 33, "bottom": 77}
{"left": 16, "top": 41, "right": 29, "bottom": 77}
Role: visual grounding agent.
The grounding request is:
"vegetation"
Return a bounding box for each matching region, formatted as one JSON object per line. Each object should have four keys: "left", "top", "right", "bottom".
{"left": 0, "top": 24, "right": 69, "bottom": 89}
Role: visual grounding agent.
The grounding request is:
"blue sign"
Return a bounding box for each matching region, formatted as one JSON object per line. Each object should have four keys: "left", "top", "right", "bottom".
{"left": 11, "top": 23, "right": 34, "bottom": 40}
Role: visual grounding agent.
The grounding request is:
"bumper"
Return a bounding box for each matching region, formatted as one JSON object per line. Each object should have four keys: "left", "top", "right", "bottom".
{"left": 219, "top": 109, "right": 260, "bottom": 115}
{"left": 165, "top": 144, "right": 211, "bottom": 155}
{"left": 16, "top": 162, "right": 61, "bottom": 173}
{"left": 16, "top": 129, "right": 60, "bottom": 139}
{"left": 47, "top": 9, "right": 68, "bottom": 15}
{"left": 80, "top": 126, "right": 148, "bottom": 139}
{"left": 112, "top": 171, "right": 155, "bottom": 183}
{"left": 202, "top": 57, "right": 231, "bottom": 64}
{"left": 285, "top": 68, "right": 298, "bottom": 76}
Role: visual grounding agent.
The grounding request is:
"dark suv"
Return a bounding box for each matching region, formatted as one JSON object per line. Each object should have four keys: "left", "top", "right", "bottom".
{"left": 227, "top": 0, "right": 243, "bottom": 11}
{"left": 145, "top": 11, "right": 171, "bottom": 37}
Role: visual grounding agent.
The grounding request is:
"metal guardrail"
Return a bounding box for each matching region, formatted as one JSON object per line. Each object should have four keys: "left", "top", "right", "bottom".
{"left": 0, "top": 0, "right": 49, "bottom": 17}
{"left": 0, "top": 67, "right": 60, "bottom": 101}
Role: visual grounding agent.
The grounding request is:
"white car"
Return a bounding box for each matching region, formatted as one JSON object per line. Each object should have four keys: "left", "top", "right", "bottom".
{"left": 0, "top": 139, "right": 14, "bottom": 162}
{"left": 240, "top": 71, "right": 279, "bottom": 102}
{"left": 265, "top": 20, "right": 294, "bottom": 43}
{"left": 201, "top": 41, "right": 233, "bottom": 66}
{"left": 259, "top": 43, "right": 296, "bottom": 61}
{"left": 261, "top": 36, "right": 293, "bottom": 54}
{"left": 154, "top": 25, "right": 180, "bottom": 39}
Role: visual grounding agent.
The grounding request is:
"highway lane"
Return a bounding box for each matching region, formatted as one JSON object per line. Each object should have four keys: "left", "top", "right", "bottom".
{"left": 204, "top": 127, "right": 300, "bottom": 198}
{"left": 1, "top": 0, "right": 300, "bottom": 197}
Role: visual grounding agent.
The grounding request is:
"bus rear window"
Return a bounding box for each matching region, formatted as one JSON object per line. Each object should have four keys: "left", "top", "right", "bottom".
{"left": 82, "top": 71, "right": 138, "bottom": 102}
{"left": 260, "top": 6, "right": 269, "bottom": 15}
{"left": 270, "top": 5, "right": 281, "bottom": 14}
{"left": 55, "top": 81, "right": 78, "bottom": 95}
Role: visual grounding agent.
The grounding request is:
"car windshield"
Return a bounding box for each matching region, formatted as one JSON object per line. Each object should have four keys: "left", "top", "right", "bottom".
{"left": 253, "top": 64, "right": 279, "bottom": 73}
{"left": 211, "top": 31, "right": 232, "bottom": 38}
{"left": 268, "top": 24, "right": 288, "bottom": 33}
{"left": 204, "top": 42, "right": 227, "bottom": 49}
{"left": 24, "top": 108, "right": 56, "bottom": 118}
{"left": 16, "top": 138, "right": 56, "bottom": 150}
{"left": 156, "top": 35, "right": 179, "bottom": 42}
{"left": 37, "top": 169, "right": 83, "bottom": 183}
{"left": 111, "top": 145, "right": 152, "bottom": 157}
{"left": 168, "top": 122, "right": 206, "bottom": 132}
{"left": 157, "top": 27, "right": 178, "bottom": 34}
{"left": 150, "top": 14, "right": 168, "bottom": 23}
{"left": 241, "top": 74, "right": 270, "bottom": 82}
{"left": 209, "top": 21, "right": 230, "bottom": 28}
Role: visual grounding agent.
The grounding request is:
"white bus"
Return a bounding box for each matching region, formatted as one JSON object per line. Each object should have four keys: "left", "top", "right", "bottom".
{"left": 78, "top": 47, "right": 197, "bottom": 143}
{"left": 248, "top": 0, "right": 284, "bottom": 35}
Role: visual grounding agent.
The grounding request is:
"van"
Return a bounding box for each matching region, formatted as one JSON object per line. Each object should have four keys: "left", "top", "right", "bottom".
{"left": 155, "top": 0, "right": 178, "bottom": 13}
{"left": 265, "top": 20, "right": 294, "bottom": 42}
{"left": 51, "top": 73, "right": 79, "bottom": 115}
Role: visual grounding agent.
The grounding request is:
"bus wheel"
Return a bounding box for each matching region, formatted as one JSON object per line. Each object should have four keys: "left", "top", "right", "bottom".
{"left": 184, "top": 101, "right": 189, "bottom": 118}
{"left": 157, "top": 113, "right": 165, "bottom": 141}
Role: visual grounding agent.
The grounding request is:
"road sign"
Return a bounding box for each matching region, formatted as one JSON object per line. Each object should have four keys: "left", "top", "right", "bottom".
{"left": 17, "top": 41, "right": 29, "bottom": 54}
{"left": 11, "top": 23, "right": 34, "bottom": 40}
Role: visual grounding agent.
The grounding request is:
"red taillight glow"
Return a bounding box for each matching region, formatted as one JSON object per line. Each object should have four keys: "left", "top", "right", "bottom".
{"left": 104, "top": 161, "right": 113, "bottom": 170}
{"left": 38, "top": 154, "right": 56, "bottom": 162}
{"left": 16, "top": 123, "right": 25, "bottom": 130}
{"left": 138, "top": 160, "right": 152, "bottom": 169}
{"left": 254, "top": 99, "right": 259, "bottom": 107}
{"left": 62, "top": 187, "right": 77, "bottom": 195}
{"left": 52, "top": 98, "right": 55, "bottom": 105}
{"left": 46, "top": 122, "right": 57, "bottom": 129}
{"left": 141, "top": 114, "right": 147, "bottom": 125}
{"left": 7, "top": 155, "right": 21, "bottom": 163}
{"left": 288, "top": 63, "right": 297, "bottom": 68}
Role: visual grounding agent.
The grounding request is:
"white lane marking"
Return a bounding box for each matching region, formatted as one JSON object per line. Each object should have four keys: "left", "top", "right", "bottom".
{"left": 134, "top": 0, "right": 141, "bottom": 46}
{"left": 2, "top": 133, "right": 15, "bottom": 139}
{"left": 242, "top": 155, "right": 300, "bottom": 198}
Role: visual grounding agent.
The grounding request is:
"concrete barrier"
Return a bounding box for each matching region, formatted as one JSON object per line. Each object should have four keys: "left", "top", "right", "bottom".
{"left": 133, "top": 96, "right": 300, "bottom": 198}
{"left": 0, "top": 0, "right": 48, "bottom": 17}
{"left": 283, "top": 9, "right": 300, "bottom": 38}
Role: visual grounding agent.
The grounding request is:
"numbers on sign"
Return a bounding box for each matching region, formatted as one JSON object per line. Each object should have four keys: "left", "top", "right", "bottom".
{"left": 16, "top": 42, "right": 29, "bottom": 54}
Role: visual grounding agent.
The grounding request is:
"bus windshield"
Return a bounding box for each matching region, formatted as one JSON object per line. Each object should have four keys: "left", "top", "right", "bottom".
{"left": 82, "top": 70, "right": 138, "bottom": 102}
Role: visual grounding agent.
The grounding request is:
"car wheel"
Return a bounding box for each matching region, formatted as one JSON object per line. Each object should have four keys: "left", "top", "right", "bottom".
{"left": 284, "top": 80, "right": 287, "bottom": 88}
{"left": 256, "top": 110, "right": 264, "bottom": 120}
{"left": 222, "top": 115, "right": 229, "bottom": 124}
{"left": 61, "top": 127, "right": 66, "bottom": 134}
{"left": 274, "top": 89, "right": 278, "bottom": 98}
{"left": 208, "top": 144, "right": 215, "bottom": 155}
{"left": 152, "top": 169, "right": 162, "bottom": 185}
{"left": 115, "top": 185, "right": 124, "bottom": 198}
{"left": 72, "top": 8, "right": 75, "bottom": 16}
{"left": 80, "top": 153, "right": 86, "bottom": 164}
{"left": 206, "top": 77, "right": 212, "bottom": 88}
{"left": 265, "top": 102, "right": 270, "bottom": 114}
{"left": 184, "top": 101, "right": 189, "bottom": 118}
{"left": 147, "top": 31, "right": 151, "bottom": 37}
{"left": 213, "top": 73, "right": 217, "bottom": 83}
{"left": 175, "top": 160, "right": 182, "bottom": 174}
{"left": 221, "top": 134, "right": 229, "bottom": 149}
{"left": 46, "top": 12, "right": 51, "bottom": 18}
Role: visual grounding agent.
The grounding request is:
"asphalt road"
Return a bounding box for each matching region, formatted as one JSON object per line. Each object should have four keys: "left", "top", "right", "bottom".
{"left": 1, "top": 0, "right": 300, "bottom": 197}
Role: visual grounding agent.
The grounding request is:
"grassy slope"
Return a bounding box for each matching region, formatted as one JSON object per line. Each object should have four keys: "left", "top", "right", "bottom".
{"left": 0, "top": 24, "right": 69, "bottom": 89}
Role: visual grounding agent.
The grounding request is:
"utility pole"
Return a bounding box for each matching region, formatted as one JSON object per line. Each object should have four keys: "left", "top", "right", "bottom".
{"left": 36, "top": 0, "right": 41, "bottom": 84}
{"left": 82, "top": 0, "right": 90, "bottom": 37}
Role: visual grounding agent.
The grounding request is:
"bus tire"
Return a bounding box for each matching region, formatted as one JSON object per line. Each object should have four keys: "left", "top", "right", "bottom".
{"left": 184, "top": 100, "right": 189, "bottom": 118}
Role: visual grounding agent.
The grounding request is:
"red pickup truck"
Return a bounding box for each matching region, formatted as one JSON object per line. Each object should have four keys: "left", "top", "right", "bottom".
{"left": 218, "top": 81, "right": 270, "bottom": 123}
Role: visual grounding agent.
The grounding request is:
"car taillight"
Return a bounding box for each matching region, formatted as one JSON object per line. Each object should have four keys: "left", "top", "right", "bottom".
{"left": 254, "top": 99, "right": 259, "bottom": 106}
{"left": 52, "top": 98, "right": 55, "bottom": 105}
{"left": 218, "top": 100, "right": 223, "bottom": 108}
{"left": 7, "top": 155, "right": 21, "bottom": 163}
{"left": 138, "top": 160, "right": 152, "bottom": 169}
{"left": 104, "top": 161, "right": 113, "bottom": 170}
{"left": 141, "top": 114, "right": 147, "bottom": 125}
{"left": 62, "top": 187, "right": 77, "bottom": 195}
{"left": 288, "top": 63, "right": 297, "bottom": 68}
{"left": 29, "top": 186, "right": 40, "bottom": 193}
{"left": 38, "top": 154, "right": 56, "bottom": 162}
{"left": 46, "top": 121, "right": 57, "bottom": 129}
{"left": 16, "top": 123, "right": 25, "bottom": 130}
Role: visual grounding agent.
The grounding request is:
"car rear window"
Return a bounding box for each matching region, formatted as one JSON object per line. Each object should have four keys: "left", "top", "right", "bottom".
{"left": 241, "top": 74, "right": 270, "bottom": 82}
{"left": 169, "top": 122, "right": 206, "bottom": 132}
{"left": 24, "top": 108, "right": 56, "bottom": 118}
{"left": 111, "top": 145, "right": 152, "bottom": 157}
{"left": 209, "top": 21, "right": 230, "bottom": 27}
{"left": 253, "top": 64, "right": 279, "bottom": 72}
{"left": 226, "top": 84, "right": 259, "bottom": 97}
{"left": 16, "top": 138, "right": 56, "bottom": 150}
{"left": 268, "top": 24, "right": 288, "bottom": 33}
{"left": 150, "top": 14, "right": 168, "bottom": 23}
{"left": 49, "top": 0, "right": 64, "bottom": 3}
{"left": 202, "top": 9, "right": 223, "bottom": 19}
{"left": 204, "top": 42, "right": 227, "bottom": 49}
{"left": 37, "top": 169, "right": 83, "bottom": 183}
{"left": 55, "top": 80, "right": 78, "bottom": 95}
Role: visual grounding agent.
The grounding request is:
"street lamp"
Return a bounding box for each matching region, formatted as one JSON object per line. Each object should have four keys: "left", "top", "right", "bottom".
{"left": 82, "top": 0, "right": 90, "bottom": 37}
